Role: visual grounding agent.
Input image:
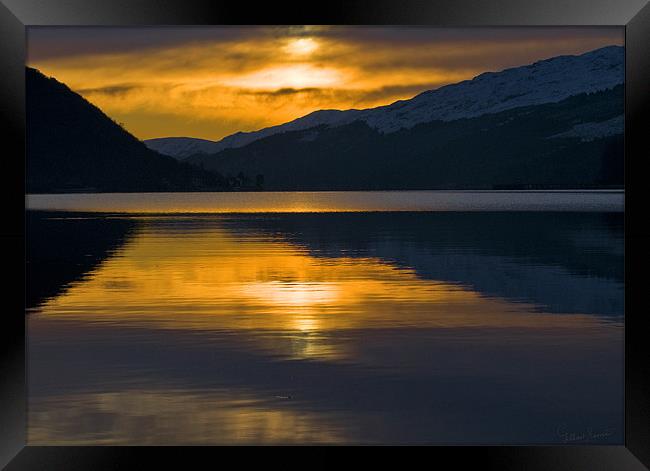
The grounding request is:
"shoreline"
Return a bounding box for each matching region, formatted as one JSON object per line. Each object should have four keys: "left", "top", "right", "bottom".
{"left": 26, "top": 189, "right": 625, "bottom": 198}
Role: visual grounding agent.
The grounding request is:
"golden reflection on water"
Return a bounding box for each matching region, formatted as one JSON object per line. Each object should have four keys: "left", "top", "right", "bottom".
{"left": 34, "top": 219, "right": 615, "bottom": 361}
{"left": 28, "top": 215, "right": 624, "bottom": 445}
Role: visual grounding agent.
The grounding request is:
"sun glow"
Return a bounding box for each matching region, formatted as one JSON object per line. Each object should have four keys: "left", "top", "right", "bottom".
{"left": 223, "top": 64, "right": 343, "bottom": 90}
{"left": 285, "top": 37, "right": 319, "bottom": 56}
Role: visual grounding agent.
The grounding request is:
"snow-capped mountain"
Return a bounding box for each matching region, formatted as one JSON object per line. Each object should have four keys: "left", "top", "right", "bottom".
{"left": 144, "top": 137, "right": 222, "bottom": 159}
{"left": 144, "top": 110, "right": 359, "bottom": 158}
{"left": 357, "top": 45, "right": 623, "bottom": 132}
{"left": 146, "top": 45, "right": 623, "bottom": 159}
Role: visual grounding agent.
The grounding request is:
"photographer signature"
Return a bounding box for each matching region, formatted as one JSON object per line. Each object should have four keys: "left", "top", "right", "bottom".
{"left": 556, "top": 424, "right": 614, "bottom": 442}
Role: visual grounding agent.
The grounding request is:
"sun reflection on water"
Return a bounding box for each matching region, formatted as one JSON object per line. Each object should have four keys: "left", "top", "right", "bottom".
{"left": 28, "top": 213, "right": 624, "bottom": 445}
{"left": 34, "top": 217, "right": 617, "bottom": 363}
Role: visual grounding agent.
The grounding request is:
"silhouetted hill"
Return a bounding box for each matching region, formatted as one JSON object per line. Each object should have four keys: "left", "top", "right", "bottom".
{"left": 26, "top": 67, "right": 229, "bottom": 193}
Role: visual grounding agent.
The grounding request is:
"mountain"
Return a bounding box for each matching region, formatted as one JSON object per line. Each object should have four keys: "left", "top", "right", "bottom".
{"left": 26, "top": 67, "right": 229, "bottom": 193}
{"left": 144, "top": 136, "right": 222, "bottom": 159}
{"left": 144, "top": 110, "right": 366, "bottom": 158}
{"left": 183, "top": 45, "right": 624, "bottom": 190}
{"left": 187, "top": 87, "right": 623, "bottom": 190}
{"left": 151, "top": 45, "right": 624, "bottom": 161}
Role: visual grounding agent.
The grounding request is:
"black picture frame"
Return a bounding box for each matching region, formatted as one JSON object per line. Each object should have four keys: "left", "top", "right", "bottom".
{"left": 1, "top": 0, "right": 649, "bottom": 467}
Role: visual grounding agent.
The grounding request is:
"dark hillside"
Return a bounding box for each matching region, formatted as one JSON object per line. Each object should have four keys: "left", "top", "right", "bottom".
{"left": 189, "top": 86, "right": 624, "bottom": 190}
{"left": 26, "top": 67, "right": 228, "bottom": 193}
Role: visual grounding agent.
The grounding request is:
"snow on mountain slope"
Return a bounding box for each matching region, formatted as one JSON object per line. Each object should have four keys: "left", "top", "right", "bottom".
{"left": 147, "top": 45, "right": 623, "bottom": 158}
{"left": 210, "top": 109, "right": 360, "bottom": 152}
{"left": 360, "top": 45, "right": 623, "bottom": 133}
{"left": 144, "top": 137, "right": 222, "bottom": 159}
{"left": 148, "top": 110, "right": 361, "bottom": 158}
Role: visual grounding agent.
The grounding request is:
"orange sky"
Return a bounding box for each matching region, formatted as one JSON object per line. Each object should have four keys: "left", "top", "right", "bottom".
{"left": 27, "top": 26, "right": 624, "bottom": 141}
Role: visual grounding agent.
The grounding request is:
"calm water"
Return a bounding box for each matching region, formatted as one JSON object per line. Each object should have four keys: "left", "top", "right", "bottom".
{"left": 27, "top": 192, "right": 624, "bottom": 444}
{"left": 26, "top": 190, "right": 624, "bottom": 213}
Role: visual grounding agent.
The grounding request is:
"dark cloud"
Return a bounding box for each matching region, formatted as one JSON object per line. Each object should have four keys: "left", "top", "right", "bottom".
{"left": 27, "top": 26, "right": 623, "bottom": 62}
{"left": 77, "top": 84, "right": 142, "bottom": 97}
{"left": 309, "top": 25, "right": 623, "bottom": 46}
{"left": 242, "top": 83, "right": 456, "bottom": 108}
{"left": 26, "top": 26, "right": 278, "bottom": 61}
{"left": 248, "top": 87, "right": 323, "bottom": 97}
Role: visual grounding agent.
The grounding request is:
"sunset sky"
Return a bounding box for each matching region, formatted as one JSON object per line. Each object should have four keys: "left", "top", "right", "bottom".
{"left": 27, "top": 26, "right": 623, "bottom": 141}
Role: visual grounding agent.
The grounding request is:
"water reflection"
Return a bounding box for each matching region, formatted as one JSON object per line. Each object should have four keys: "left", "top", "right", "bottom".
{"left": 28, "top": 212, "right": 623, "bottom": 444}
{"left": 29, "top": 389, "right": 348, "bottom": 445}
{"left": 26, "top": 211, "right": 136, "bottom": 309}
{"left": 221, "top": 212, "right": 624, "bottom": 317}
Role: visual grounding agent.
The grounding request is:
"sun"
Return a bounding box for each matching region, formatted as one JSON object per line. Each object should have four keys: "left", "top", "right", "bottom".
{"left": 285, "top": 38, "right": 319, "bottom": 56}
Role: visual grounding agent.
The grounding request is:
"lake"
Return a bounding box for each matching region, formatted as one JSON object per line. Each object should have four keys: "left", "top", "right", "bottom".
{"left": 26, "top": 191, "right": 624, "bottom": 444}
{"left": 26, "top": 189, "right": 624, "bottom": 213}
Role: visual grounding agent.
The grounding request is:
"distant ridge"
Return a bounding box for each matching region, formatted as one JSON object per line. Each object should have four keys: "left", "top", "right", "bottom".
{"left": 144, "top": 136, "right": 221, "bottom": 159}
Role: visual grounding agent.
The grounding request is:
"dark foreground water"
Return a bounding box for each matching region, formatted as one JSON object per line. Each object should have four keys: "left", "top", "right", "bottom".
{"left": 26, "top": 197, "right": 624, "bottom": 444}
